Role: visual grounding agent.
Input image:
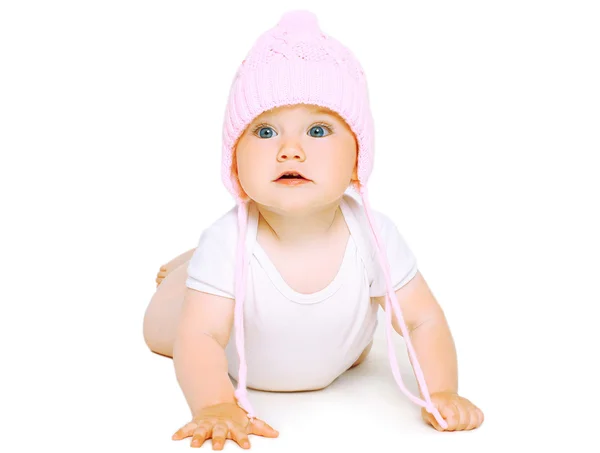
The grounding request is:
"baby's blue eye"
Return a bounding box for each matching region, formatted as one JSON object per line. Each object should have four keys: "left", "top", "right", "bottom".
{"left": 257, "top": 127, "right": 277, "bottom": 139}
{"left": 309, "top": 125, "right": 330, "bottom": 137}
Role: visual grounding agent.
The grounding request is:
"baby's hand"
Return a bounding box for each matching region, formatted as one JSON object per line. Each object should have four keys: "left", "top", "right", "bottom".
{"left": 172, "top": 402, "right": 279, "bottom": 450}
{"left": 421, "top": 391, "right": 484, "bottom": 432}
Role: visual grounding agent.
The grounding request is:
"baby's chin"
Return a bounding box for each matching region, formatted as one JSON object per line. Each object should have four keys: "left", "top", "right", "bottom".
{"left": 250, "top": 189, "right": 343, "bottom": 216}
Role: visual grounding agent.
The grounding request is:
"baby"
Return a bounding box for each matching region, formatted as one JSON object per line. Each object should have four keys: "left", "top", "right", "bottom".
{"left": 143, "top": 10, "right": 484, "bottom": 450}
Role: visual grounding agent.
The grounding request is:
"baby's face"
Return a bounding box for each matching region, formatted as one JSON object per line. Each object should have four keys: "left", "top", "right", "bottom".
{"left": 234, "top": 104, "right": 358, "bottom": 213}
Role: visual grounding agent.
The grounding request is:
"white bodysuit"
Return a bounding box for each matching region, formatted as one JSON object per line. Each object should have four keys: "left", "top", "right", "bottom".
{"left": 185, "top": 193, "right": 418, "bottom": 392}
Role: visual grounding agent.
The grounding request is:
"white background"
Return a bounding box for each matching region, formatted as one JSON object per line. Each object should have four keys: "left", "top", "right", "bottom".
{"left": 1, "top": 1, "right": 599, "bottom": 451}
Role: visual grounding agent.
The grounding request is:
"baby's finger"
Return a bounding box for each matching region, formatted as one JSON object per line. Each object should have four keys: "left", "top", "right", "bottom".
{"left": 229, "top": 424, "right": 251, "bottom": 449}
{"left": 247, "top": 418, "right": 279, "bottom": 437}
{"left": 456, "top": 403, "right": 470, "bottom": 431}
{"left": 211, "top": 422, "right": 229, "bottom": 450}
{"left": 438, "top": 403, "right": 459, "bottom": 431}
{"left": 422, "top": 410, "right": 443, "bottom": 431}
{"left": 172, "top": 421, "right": 199, "bottom": 440}
{"left": 465, "top": 406, "right": 479, "bottom": 430}
{"left": 477, "top": 408, "right": 484, "bottom": 426}
{"left": 190, "top": 421, "right": 213, "bottom": 448}
{"left": 472, "top": 406, "right": 484, "bottom": 429}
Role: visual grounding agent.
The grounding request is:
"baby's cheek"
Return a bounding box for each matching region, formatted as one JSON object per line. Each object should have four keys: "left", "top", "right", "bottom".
{"left": 238, "top": 157, "right": 260, "bottom": 179}
{"left": 238, "top": 162, "right": 271, "bottom": 196}
{"left": 328, "top": 156, "right": 356, "bottom": 184}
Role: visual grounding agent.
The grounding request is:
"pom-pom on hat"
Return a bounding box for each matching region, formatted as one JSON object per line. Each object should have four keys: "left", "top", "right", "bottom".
{"left": 220, "top": 10, "right": 447, "bottom": 429}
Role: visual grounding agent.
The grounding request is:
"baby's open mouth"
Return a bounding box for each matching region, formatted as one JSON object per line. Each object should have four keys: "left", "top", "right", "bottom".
{"left": 278, "top": 173, "right": 306, "bottom": 180}
{"left": 275, "top": 171, "right": 310, "bottom": 181}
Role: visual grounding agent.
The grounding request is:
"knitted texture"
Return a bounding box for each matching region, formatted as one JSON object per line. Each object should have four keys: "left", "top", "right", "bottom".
{"left": 221, "top": 10, "right": 374, "bottom": 202}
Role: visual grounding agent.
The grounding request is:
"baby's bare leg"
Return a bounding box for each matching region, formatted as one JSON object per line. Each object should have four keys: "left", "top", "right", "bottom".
{"left": 143, "top": 260, "right": 190, "bottom": 358}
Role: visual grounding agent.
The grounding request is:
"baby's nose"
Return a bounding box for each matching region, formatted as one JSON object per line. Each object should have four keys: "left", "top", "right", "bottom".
{"left": 277, "top": 145, "right": 305, "bottom": 161}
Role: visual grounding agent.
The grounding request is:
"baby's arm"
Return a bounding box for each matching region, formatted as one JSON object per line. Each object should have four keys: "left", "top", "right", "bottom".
{"left": 173, "top": 287, "right": 237, "bottom": 414}
{"left": 375, "top": 270, "right": 484, "bottom": 430}
{"left": 171, "top": 288, "right": 280, "bottom": 447}
{"left": 376, "top": 270, "right": 458, "bottom": 394}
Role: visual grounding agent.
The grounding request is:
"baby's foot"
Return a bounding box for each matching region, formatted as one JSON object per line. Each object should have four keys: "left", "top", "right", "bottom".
{"left": 155, "top": 249, "right": 194, "bottom": 287}
{"left": 155, "top": 265, "right": 170, "bottom": 287}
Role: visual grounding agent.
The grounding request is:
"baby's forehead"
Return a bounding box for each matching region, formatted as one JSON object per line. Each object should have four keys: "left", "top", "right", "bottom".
{"left": 254, "top": 104, "right": 342, "bottom": 121}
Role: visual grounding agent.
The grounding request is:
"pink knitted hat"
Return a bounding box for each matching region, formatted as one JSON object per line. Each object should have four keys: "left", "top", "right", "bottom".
{"left": 221, "top": 10, "right": 447, "bottom": 429}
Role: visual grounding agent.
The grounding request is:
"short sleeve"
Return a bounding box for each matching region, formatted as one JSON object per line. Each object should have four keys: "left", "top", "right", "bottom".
{"left": 368, "top": 212, "right": 418, "bottom": 297}
{"left": 185, "top": 224, "right": 236, "bottom": 299}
